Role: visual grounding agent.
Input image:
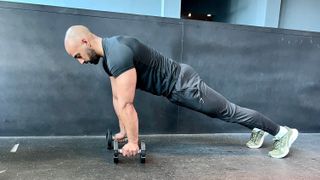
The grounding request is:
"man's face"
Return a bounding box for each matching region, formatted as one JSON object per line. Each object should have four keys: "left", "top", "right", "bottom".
{"left": 85, "top": 47, "right": 101, "bottom": 64}
{"left": 67, "top": 41, "right": 101, "bottom": 65}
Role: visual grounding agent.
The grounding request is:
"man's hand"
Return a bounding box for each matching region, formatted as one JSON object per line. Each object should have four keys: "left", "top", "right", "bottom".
{"left": 113, "top": 132, "right": 127, "bottom": 142}
{"left": 121, "top": 142, "right": 139, "bottom": 157}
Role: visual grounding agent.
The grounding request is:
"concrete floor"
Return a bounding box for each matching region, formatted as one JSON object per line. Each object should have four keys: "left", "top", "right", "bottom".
{"left": 0, "top": 133, "right": 319, "bottom": 180}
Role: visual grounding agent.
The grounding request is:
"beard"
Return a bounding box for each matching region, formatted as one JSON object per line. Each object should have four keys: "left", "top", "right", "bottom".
{"left": 86, "top": 48, "right": 101, "bottom": 65}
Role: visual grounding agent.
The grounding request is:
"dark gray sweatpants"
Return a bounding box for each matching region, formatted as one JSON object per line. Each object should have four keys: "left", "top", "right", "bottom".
{"left": 167, "top": 64, "right": 280, "bottom": 136}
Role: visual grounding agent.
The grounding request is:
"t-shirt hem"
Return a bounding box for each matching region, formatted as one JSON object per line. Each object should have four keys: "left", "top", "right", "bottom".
{"left": 112, "top": 66, "right": 135, "bottom": 77}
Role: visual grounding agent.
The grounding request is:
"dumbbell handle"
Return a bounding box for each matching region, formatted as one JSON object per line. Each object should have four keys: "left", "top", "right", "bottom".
{"left": 118, "top": 149, "right": 142, "bottom": 154}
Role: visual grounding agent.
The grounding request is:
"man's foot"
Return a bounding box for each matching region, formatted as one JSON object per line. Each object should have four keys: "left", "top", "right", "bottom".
{"left": 246, "top": 129, "right": 268, "bottom": 149}
{"left": 268, "top": 127, "right": 299, "bottom": 158}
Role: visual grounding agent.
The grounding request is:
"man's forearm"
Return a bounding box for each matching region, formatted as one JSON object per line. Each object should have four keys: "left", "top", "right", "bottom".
{"left": 117, "top": 102, "right": 139, "bottom": 144}
{"left": 113, "top": 98, "right": 126, "bottom": 134}
{"left": 119, "top": 121, "right": 126, "bottom": 134}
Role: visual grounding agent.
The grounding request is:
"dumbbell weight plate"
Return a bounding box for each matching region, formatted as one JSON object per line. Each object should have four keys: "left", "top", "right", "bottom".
{"left": 113, "top": 140, "right": 119, "bottom": 164}
{"left": 113, "top": 154, "right": 119, "bottom": 164}
{"left": 106, "top": 129, "right": 113, "bottom": 150}
{"left": 140, "top": 141, "right": 146, "bottom": 164}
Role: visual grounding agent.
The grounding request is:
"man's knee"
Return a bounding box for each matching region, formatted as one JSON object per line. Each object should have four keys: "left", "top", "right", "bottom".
{"left": 217, "top": 102, "right": 259, "bottom": 123}
{"left": 217, "top": 102, "right": 237, "bottom": 122}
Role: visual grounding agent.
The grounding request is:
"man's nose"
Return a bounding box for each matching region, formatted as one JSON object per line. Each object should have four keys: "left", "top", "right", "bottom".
{"left": 77, "top": 59, "right": 85, "bottom": 64}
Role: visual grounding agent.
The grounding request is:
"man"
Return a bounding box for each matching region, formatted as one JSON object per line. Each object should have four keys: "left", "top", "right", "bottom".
{"left": 64, "top": 25, "right": 298, "bottom": 158}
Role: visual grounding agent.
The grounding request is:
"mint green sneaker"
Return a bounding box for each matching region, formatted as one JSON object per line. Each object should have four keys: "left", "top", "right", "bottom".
{"left": 268, "top": 127, "right": 299, "bottom": 158}
{"left": 246, "top": 129, "right": 268, "bottom": 149}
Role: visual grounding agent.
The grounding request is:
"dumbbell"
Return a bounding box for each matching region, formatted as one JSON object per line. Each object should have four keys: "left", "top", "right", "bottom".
{"left": 106, "top": 129, "right": 113, "bottom": 150}
{"left": 113, "top": 140, "right": 146, "bottom": 164}
{"left": 106, "top": 129, "right": 128, "bottom": 150}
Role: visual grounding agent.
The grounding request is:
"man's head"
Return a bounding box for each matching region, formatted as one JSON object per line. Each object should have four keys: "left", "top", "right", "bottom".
{"left": 64, "top": 25, "right": 101, "bottom": 65}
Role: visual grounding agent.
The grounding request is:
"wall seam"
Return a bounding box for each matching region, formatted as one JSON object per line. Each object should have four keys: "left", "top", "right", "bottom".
{"left": 177, "top": 20, "right": 185, "bottom": 133}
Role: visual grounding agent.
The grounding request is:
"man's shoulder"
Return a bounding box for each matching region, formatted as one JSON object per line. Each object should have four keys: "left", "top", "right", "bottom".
{"left": 107, "top": 35, "right": 138, "bottom": 41}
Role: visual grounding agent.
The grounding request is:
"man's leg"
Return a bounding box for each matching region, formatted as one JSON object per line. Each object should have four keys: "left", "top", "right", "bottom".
{"left": 169, "top": 64, "right": 280, "bottom": 134}
{"left": 168, "top": 64, "right": 298, "bottom": 158}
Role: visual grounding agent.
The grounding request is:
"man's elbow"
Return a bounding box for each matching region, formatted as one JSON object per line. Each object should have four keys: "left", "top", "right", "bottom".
{"left": 119, "top": 101, "right": 135, "bottom": 113}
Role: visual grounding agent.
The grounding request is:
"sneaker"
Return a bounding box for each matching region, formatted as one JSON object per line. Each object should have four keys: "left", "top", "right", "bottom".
{"left": 246, "top": 129, "right": 268, "bottom": 149}
{"left": 268, "top": 127, "right": 299, "bottom": 158}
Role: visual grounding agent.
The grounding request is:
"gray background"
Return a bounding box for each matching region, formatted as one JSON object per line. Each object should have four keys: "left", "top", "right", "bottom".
{"left": 0, "top": 1, "right": 319, "bottom": 135}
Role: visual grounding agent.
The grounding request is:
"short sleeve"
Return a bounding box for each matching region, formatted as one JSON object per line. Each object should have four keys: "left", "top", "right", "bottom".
{"left": 108, "top": 43, "right": 134, "bottom": 77}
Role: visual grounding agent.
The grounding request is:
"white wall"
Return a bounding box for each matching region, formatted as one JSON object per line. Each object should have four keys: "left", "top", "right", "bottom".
{"left": 0, "top": 0, "right": 181, "bottom": 18}
{"left": 224, "top": 0, "right": 320, "bottom": 32}
{"left": 226, "top": 0, "right": 281, "bottom": 28}
{"left": 227, "top": 0, "right": 267, "bottom": 26}
{"left": 3, "top": 0, "right": 320, "bottom": 32}
{"left": 163, "top": 0, "right": 181, "bottom": 18}
{"left": 279, "top": 0, "right": 320, "bottom": 32}
{"left": 265, "top": 0, "right": 282, "bottom": 27}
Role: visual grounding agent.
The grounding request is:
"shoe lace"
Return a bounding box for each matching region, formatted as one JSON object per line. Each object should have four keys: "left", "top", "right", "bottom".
{"left": 273, "top": 138, "right": 283, "bottom": 150}
{"left": 273, "top": 140, "right": 279, "bottom": 149}
{"left": 251, "top": 131, "right": 259, "bottom": 142}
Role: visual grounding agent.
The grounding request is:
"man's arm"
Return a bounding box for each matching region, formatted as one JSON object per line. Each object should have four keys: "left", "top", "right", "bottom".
{"left": 112, "top": 96, "right": 126, "bottom": 135}
{"left": 110, "top": 68, "right": 139, "bottom": 145}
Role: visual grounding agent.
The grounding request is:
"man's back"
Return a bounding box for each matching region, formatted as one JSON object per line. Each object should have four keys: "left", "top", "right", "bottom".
{"left": 102, "top": 36, "right": 181, "bottom": 97}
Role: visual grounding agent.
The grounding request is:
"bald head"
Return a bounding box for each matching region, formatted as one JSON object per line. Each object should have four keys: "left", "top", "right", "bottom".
{"left": 64, "top": 25, "right": 103, "bottom": 65}
{"left": 64, "top": 25, "right": 92, "bottom": 50}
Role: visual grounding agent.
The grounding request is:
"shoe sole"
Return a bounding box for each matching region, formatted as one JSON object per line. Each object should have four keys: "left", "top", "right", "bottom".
{"left": 247, "top": 132, "right": 268, "bottom": 149}
{"left": 289, "top": 129, "right": 299, "bottom": 148}
{"left": 270, "top": 128, "right": 299, "bottom": 159}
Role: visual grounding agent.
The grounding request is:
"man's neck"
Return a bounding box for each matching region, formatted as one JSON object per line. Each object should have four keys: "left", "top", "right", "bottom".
{"left": 92, "top": 36, "right": 104, "bottom": 57}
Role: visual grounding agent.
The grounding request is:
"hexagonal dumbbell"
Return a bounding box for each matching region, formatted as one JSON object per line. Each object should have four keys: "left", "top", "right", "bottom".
{"left": 113, "top": 140, "right": 146, "bottom": 164}
{"left": 106, "top": 129, "right": 128, "bottom": 150}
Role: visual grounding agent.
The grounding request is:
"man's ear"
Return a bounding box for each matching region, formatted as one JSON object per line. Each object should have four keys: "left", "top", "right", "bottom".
{"left": 81, "top": 39, "right": 91, "bottom": 47}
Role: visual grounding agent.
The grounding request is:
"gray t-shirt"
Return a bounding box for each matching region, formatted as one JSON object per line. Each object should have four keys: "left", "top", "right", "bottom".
{"left": 102, "top": 36, "right": 181, "bottom": 97}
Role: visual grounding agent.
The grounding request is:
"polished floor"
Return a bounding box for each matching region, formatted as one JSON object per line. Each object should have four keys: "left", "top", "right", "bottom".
{"left": 0, "top": 133, "right": 319, "bottom": 180}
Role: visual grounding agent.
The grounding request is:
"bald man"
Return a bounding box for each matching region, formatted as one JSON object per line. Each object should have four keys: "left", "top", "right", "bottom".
{"left": 64, "top": 25, "right": 298, "bottom": 158}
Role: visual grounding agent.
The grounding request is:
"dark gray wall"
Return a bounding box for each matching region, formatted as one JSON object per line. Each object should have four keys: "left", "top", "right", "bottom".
{"left": 180, "top": 21, "right": 320, "bottom": 133}
{"left": 0, "top": 2, "right": 319, "bottom": 135}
